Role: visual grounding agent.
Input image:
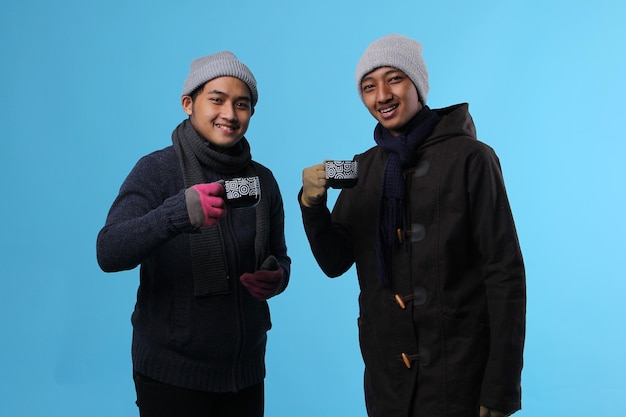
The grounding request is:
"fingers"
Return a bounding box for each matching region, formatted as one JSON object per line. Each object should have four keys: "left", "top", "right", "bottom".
{"left": 301, "top": 163, "right": 328, "bottom": 207}
{"left": 252, "top": 269, "right": 284, "bottom": 284}
{"left": 479, "top": 406, "right": 509, "bottom": 417}
{"left": 193, "top": 182, "right": 225, "bottom": 197}
{"left": 302, "top": 163, "right": 327, "bottom": 189}
{"left": 240, "top": 270, "right": 284, "bottom": 300}
{"left": 203, "top": 195, "right": 226, "bottom": 218}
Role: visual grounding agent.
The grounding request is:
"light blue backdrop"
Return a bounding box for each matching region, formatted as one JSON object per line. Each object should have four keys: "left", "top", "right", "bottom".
{"left": 1, "top": 1, "right": 624, "bottom": 416}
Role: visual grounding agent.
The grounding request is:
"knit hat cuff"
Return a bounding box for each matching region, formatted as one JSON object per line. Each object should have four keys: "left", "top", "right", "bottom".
{"left": 182, "top": 51, "right": 258, "bottom": 106}
{"left": 355, "top": 34, "right": 429, "bottom": 105}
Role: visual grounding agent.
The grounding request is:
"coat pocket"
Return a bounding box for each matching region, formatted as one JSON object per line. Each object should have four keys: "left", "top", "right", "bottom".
{"left": 441, "top": 315, "right": 490, "bottom": 410}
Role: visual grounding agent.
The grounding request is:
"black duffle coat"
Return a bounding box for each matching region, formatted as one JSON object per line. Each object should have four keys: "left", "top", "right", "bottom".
{"left": 300, "top": 103, "right": 526, "bottom": 417}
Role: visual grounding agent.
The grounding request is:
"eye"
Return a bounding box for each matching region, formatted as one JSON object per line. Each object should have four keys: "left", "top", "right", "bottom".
{"left": 210, "top": 97, "right": 223, "bottom": 104}
{"left": 236, "top": 102, "right": 251, "bottom": 110}
{"left": 361, "top": 83, "right": 374, "bottom": 93}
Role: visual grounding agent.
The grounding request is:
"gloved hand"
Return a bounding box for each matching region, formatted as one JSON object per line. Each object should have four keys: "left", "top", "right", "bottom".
{"left": 479, "top": 406, "right": 511, "bottom": 417}
{"left": 185, "top": 182, "right": 226, "bottom": 228}
{"left": 301, "top": 163, "right": 328, "bottom": 207}
{"left": 240, "top": 255, "right": 284, "bottom": 300}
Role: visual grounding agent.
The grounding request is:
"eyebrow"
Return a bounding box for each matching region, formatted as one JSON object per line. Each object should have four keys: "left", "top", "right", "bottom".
{"left": 361, "top": 69, "right": 404, "bottom": 83}
{"left": 207, "top": 89, "right": 251, "bottom": 102}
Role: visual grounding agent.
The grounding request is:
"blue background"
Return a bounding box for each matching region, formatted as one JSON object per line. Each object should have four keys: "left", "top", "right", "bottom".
{"left": 1, "top": 1, "right": 625, "bottom": 416}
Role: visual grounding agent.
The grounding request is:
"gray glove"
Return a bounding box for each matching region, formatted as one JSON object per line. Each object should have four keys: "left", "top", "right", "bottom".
{"left": 480, "top": 406, "right": 512, "bottom": 417}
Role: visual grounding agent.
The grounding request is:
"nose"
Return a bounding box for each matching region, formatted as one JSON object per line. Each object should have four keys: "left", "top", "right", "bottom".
{"left": 376, "top": 84, "right": 393, "bottom": 103}
{"left": 221, "top": 103, "right": 238, "bottom": 121}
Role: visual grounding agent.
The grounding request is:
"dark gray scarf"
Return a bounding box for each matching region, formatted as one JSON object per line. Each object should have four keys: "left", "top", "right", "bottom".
{"left": 172, "top": 119, "right": 269, "bottom": 296}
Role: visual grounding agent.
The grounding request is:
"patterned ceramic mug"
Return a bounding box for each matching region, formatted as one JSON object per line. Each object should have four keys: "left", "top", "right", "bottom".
{"left": 324, "top": 160, "right": 358, "bottom": 189}
{"left": 223, "top": 176, "right": 261, "bottom": 208}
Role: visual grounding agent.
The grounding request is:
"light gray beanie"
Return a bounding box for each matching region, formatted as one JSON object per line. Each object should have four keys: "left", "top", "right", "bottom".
{"left": 182, "top": 51, "right": 258, "bottom": 107}
{"left": 355, "top": 34, "right": 429, "bottom": 104}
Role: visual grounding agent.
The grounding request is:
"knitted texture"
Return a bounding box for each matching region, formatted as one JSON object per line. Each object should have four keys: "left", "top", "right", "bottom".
{"left": 172, "top": 119, "right": 271, "bottom": 296}
{"left": 97, "top": 141, "right": 291, "bottom": 393}
{"left": 355, "top": 34, "right": 429, "bottom": 104}
{"left": 182, "top": 51, "right": 258, "bottom": 106}
{"left": 373, "top": 106, "right": 439, "bottom": 286}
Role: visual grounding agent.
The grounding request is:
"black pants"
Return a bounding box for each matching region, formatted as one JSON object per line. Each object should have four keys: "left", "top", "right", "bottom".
{"left": 133, "top": 371, "right": 264, "bottom": 417}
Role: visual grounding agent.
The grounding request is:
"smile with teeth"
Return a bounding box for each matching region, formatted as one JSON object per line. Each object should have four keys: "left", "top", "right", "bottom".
{"left": 216, "top": 123, "right": 237, "bottom": 133}
{"left": 379, "top": 104, "right": 398, "bottom": 114}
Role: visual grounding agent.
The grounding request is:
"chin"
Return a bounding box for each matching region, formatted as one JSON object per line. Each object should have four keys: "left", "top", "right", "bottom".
{"left": 216, "top": 138, "right": 243, "bottom": 149}
{"left": 382, "top": 122, "right": 403, "bottom": 133}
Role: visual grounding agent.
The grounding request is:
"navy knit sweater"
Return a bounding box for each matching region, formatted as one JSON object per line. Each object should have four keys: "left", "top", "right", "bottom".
{"left": 96, "top": 145, "right": 290, "bottom": 392}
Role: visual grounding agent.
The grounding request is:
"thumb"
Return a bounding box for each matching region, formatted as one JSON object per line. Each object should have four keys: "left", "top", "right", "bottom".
{"left": 260, "top": 255, "right": 279, "bottom": 271}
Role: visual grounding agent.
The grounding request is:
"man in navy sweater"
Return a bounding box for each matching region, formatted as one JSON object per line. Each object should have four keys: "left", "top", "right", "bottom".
{"left": 97, "top": 51, "right": 290, "bottom": 417}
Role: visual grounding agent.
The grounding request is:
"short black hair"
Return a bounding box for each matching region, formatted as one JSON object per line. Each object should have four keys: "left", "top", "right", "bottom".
{"left": 188, "top": 83, "right": 206, "bottom": 101}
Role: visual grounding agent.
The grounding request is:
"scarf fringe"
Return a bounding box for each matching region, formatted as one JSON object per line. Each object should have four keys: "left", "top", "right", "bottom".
{"left": 373, "top": 107, "right": 439, "bottom": 287}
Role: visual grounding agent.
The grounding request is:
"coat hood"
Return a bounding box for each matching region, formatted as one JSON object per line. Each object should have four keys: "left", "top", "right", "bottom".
{"left": 424, "top": 103, "right": 477, "bottom": 149}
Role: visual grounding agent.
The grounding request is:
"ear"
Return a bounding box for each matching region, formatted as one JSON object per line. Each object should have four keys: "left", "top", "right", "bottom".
{"left": 181, "top": 95, "right": 193, "bottom": 116}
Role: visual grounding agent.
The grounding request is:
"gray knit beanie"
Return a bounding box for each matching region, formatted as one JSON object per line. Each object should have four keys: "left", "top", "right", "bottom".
{"left": 355, "top": 34, "right": 429, "bottom": 104}
{"left": 182, "top": 51, "right": 258, "bottom": 107}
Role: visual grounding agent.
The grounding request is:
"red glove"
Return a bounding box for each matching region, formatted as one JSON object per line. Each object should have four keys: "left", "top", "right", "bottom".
{"left": 240, "top": 256, "right": 284, "bottom": 300}
{"left": 185, "top": 182, "right": 226, "bottom": 228}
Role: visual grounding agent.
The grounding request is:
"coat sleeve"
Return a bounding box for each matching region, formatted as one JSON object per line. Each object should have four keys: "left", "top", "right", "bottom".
{"left": 298, "top": 189, "right": 355, "bottom": 278}
{"left": 468, "top": 146, "right": 526, "bottom": 413}
{"left": 96, "top": 153, "right": 195, "bottom": 273}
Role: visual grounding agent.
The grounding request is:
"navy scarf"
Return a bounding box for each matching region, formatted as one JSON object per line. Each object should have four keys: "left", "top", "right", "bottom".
{"left": 373, "top": 106, "right": 439, "bottom": 287}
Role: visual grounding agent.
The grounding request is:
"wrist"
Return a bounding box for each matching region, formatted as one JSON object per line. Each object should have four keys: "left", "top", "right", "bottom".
{"left": 301, "top": 194, "right": 315, "bottom": 207}
{"left": 301, "top": 192, "right": 325, "bottom": 208}
{"left": 185, "top": 187, "right": 204, "bottom": 228}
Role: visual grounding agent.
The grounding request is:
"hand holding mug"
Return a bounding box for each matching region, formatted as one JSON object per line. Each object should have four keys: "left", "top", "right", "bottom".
{"left": 301, "top": 163, "right": 328, "bottom": 207}
{"left": 185, "top": 182, "right": 226, "bottom": 228}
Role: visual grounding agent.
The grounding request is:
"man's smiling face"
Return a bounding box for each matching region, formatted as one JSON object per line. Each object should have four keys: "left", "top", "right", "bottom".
{"left": 360, "top": 66, "right": 422, "bottom": 137}
{"left": 182, "top": 76, "right": 254, "bottom": 148}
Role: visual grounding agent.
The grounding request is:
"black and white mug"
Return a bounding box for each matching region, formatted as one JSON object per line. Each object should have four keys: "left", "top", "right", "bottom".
{"left": 223, "top": 176, "right": 261, "bottom": 208}
{"left": 324, "top": 160, "right": 358, "bottom": 189}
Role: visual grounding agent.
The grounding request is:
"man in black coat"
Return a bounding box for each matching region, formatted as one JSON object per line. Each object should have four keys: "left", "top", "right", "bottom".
{"left": 299, "top": 34, "right": 525, "bottom": 417}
